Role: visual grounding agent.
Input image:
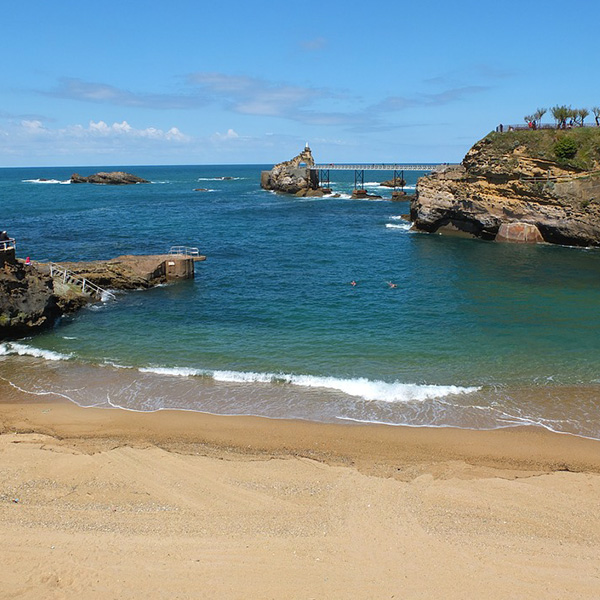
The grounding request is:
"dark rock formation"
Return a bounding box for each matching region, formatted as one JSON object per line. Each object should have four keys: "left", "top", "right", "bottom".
{"left": 411, "top": 129, "right": 600, "bottom": 246}
{"left": 261, "top": 146, "right": 320, "bottom": 194}
{"left": 71, "top": 171, "right": 149, "bottom": 185}
{"left": 0, "top": 259, "right": 61, "bottom": 339}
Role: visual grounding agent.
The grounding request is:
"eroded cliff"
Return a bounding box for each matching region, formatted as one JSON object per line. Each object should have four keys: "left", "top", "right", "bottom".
{"left": 411, "top": 128, "right": 600, "bottom": 245}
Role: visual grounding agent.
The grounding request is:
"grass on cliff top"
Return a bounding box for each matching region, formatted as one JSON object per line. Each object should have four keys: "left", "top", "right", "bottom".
{"left": 483, "top": 127, "right": 600, "bottom": 171}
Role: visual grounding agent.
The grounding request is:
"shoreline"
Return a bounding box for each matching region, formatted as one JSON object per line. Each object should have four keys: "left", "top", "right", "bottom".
{"left": 2, "top": 389, "right": 600, "bottom": 477}
{"left": 2, "top": 391, "right": 600, "bottom": 598}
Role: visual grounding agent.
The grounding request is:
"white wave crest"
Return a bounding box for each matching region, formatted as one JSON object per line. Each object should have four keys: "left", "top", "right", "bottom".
{"left": 197, "top": 177, "right": 243, "bottom": 181}
{"left": 22, "top": 178, "right": 71, "bottom": 184}
{"left": 139, "top": 366, "right": 204, "bottom": 377}
{"left": 137, "top": 365, "right": 478, "bottom": 402}
{"left": 282, "top": 374, "right": 478, "bottom": 402}
{"left": 386, "top": 223, "right": 412, "bottom": 231}
{"left": 213, "top": 370, "right": 275, "bottom": 383}
{"left": 0, "top": 342, "right": 71, "bottom": 361}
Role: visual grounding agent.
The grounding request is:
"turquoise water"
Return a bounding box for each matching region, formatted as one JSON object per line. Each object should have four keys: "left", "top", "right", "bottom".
{"left": 1, "top": 165, "right": 600, "bottom": 437}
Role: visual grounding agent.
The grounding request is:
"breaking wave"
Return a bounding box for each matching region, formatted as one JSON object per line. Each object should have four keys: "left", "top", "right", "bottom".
{"left": 137, "top": 366, "right": 479, "bottom": 403}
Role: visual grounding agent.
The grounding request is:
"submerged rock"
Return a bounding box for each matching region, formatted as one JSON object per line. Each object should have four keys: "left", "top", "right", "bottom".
{"left": 71, "top": 171, "right": 149, "bottom": 185}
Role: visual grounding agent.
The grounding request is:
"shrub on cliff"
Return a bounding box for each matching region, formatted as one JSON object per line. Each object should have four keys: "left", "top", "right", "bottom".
{"left": 554, "top": 137, "right": 578, "bottom": 160}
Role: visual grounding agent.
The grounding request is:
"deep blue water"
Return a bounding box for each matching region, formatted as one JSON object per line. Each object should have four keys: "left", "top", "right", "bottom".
{"left": 1, "top": 165, "right": 600, "bottom": 437}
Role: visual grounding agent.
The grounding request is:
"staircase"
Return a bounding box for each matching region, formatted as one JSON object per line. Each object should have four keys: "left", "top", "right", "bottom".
{"left": 49, "top": 263, "right": 116, "bottom": 301}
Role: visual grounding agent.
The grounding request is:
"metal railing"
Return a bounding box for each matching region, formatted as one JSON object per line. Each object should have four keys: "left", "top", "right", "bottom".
{"left": 49, "top": 262, "right": 115, "bottom": 301}
{"left": 498, "top": 123, "right": 600, "bottom": 132}
{"left": 169, "top": 246, "right": 200, "bottom": 257}
{"left": 0, "top": 238, "right": 16, "bottom": 251}
{"left": 311, "top": 164, "right": 443, "bottom": 171}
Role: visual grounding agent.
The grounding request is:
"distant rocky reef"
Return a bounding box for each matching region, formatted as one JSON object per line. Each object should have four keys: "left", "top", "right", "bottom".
{"left": 261, "top": 146, "right": 322, "bottom": 196}
{"left": 411, "top": 128, "right": 600, "bottom": 245}
{"left": 71, "top": 171, "right": 149, "bottom": 185}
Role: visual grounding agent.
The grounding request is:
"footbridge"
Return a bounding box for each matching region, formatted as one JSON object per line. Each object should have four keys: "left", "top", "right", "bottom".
{"left": 310, "top": 163, "right": 443, "bottom": 190}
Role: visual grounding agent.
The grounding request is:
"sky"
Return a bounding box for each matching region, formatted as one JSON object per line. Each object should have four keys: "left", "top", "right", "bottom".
{"left": 1, "top": 0, "right": 599, "bottom": 167}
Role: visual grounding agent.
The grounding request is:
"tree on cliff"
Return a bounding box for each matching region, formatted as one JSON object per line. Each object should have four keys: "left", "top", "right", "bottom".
{"left": 592, "top": 107, "right": 600, "bottom": 127}
{"left": 534, "top": 108, "right": 547, "bottom": 126}
{"left": 577, "top": 108, "right": 589, "bottom": 126}
{"left": 551, "top": 105, "right": 571, "bottom": 129}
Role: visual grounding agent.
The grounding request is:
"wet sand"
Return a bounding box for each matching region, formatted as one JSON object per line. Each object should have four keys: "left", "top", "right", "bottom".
{"left": 2, "top": 386, "right": 600, "bottom": 599}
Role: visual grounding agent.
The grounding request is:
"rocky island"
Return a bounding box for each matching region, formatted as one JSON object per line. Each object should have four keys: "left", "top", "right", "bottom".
{"left": 411, "top": 127, "right": 600, "bottom": 245}
{"left": 261, "top": 145, "right": 324, "bottom": 196}
{"left": 71, "top": 171, "right": 149, "bottom": 185}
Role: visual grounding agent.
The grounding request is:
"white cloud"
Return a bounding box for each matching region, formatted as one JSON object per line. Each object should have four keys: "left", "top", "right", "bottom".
{"left": 0, "top": 119, "right": 192, "bottom": 164}
{"left": 15, "top": 119, "right": 191, "bottom": 142}
{"left": 211, "top": 128, "right": 240, "bottom": 141}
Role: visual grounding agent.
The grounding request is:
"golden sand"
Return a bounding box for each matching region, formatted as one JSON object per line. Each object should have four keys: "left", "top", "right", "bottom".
{"left": 1, "top": 386, "right": 600, "bottom": 599}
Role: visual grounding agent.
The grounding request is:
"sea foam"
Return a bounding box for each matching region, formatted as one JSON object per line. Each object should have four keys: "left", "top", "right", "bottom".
{"left": 138, "top": 366, "right": 478, "bottom": 402}
{"left": 386, "top": 223, "right": 412, "bottom": 231}
{"left": 22, "top": 178, "right": 71, "bottom": 184}
{"left": 0, "top": 342, "right": 71, "bottom": 361}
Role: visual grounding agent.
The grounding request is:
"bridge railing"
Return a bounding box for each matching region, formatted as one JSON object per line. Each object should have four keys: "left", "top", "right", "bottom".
{"left": 49, "top": 262, "right": 116, "bottom": 301}
{"left": 169, "top": 246, "right": 200, "bottom": 257}
{"left": 311, "top": 164, "right": 442, "bottom": 171}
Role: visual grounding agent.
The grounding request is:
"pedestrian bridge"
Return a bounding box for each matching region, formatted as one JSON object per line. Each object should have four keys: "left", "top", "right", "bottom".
{"left": 309, "top": 163, "right": 446, "bottom": 189}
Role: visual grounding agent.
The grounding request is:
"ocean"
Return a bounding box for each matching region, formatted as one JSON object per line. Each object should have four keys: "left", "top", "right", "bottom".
{"left": 2, "top": 164, "right": 600, "bottom": 438}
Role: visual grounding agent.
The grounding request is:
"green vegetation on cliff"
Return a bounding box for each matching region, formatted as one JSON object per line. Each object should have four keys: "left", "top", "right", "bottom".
{"left": 484, "top": 127, "right": 600, "bottom": 172}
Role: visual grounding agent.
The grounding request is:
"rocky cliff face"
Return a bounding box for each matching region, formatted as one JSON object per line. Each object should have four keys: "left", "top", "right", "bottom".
{"left": 411, "top": 129, "right": 600, "bottom": 246}
{"left": 0, "top": 260, "right": 61, "bottom": 339}
{"left": 261, "top": 146, "right": 320, "bottom": 194}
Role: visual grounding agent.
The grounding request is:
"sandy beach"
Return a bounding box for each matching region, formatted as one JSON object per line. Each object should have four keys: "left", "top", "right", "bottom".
{"left": 1, "top": 381, "right": 600, "bottom": 599}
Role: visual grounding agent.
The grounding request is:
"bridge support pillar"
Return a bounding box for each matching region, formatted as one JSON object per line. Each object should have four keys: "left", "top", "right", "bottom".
{"left": 354, "top": 169, "right": 364, "bottom": 191}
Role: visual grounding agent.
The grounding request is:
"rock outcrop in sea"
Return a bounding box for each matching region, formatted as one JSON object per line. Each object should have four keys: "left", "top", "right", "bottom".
{"left": 261, "top": 146, "right": 321, "bottom": 195}
{"left": 411, "top": 128, "right": 600, "bottom": 245}
{"left": 71, "top": 171, "right": 149, "bottom": 185}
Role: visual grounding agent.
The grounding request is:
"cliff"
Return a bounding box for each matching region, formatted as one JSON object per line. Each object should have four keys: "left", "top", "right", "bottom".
{"left": 261, "top": 146, "right": 321, "bottom": 195}
{"left": 0, "top": 259, "right": 61, "bottom": 339}
{"left": 411, "top": 128, "right": 600, "bottom": 245}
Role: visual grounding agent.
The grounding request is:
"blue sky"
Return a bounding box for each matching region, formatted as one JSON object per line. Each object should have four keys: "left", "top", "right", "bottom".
{"left": 2, "top": 0, "right": 598, "bottom": 166}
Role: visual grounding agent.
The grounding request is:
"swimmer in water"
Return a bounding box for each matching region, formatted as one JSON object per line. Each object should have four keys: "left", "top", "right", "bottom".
{"left": 387, "top": 281, "right": 397, "bottom": 288}
{"left": 350, "top": 280, "right": 357, "bottom": 286}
